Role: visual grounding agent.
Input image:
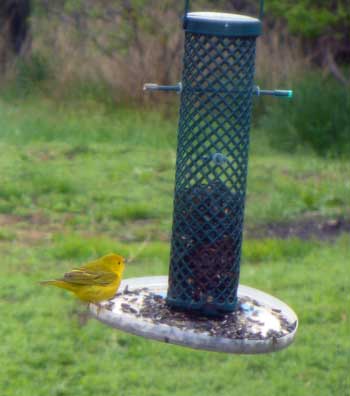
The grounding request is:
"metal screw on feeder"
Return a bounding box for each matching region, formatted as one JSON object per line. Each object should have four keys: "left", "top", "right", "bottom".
{"left": 90, "top": 1, "right": 298, "bottom": 354}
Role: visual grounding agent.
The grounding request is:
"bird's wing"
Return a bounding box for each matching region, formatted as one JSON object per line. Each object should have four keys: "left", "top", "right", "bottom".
{"left": 62, "top": 269, "right": 117, "bottom": 286}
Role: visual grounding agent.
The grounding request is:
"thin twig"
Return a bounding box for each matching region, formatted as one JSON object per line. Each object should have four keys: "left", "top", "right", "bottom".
{"left": 127, "top": 235, "right": 151, "bottom": 264}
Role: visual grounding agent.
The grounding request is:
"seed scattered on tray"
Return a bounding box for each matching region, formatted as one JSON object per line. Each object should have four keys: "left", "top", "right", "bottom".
{"left": 113, "top": 287, "right": 297, "bottom": 341}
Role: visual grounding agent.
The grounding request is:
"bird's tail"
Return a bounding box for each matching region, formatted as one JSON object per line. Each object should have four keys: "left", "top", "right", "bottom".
{"left": 39, "top": 279, "right": 74, "bottom": 291}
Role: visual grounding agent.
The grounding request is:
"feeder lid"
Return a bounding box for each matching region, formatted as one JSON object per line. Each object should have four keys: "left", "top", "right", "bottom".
{"left": 185, "top": 12, "right": 262, "bottom": 37}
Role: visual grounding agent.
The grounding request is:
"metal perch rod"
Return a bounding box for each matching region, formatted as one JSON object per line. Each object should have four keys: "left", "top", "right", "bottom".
{"left": 144, "top": 83, "right": 293, "bottom": 98}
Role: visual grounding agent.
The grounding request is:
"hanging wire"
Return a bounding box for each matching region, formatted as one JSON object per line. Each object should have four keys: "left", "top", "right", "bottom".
{"left": 184, "top": 0, "right": 190, "bottom": 15}
{"left": 183, "top": 0, "right": 190, "bottom": 28}
{"left": 259, "top": 0, "right": 265, "bottom": 20}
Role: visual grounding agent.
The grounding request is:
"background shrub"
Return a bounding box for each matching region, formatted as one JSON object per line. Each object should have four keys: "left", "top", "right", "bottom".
{"left": 260, "top": 75, "right": 350, "bottom": 157}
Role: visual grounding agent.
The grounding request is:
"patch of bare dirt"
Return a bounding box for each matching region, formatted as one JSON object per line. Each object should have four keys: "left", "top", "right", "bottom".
{"left": 16, "top": 229, "right": 52, "bottom": 244}
{"left": 1, "top": 212, "right": 349, "bottom": 246}
{"left": 0, "top": 213, "right": 57, "bottom": 245}
{"left": 0, "top": 212, "right": 50, "bottom": 226}
{"left": 0, "top": 214, "right": 23, "bottom": 226}
{"left": 246, "top": 216, "right": 350, "bottom": 240}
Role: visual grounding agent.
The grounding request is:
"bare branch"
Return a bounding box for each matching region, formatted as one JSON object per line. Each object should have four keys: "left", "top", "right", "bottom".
{"left": 326, "top": 47, "right": 350, "bottom": 86}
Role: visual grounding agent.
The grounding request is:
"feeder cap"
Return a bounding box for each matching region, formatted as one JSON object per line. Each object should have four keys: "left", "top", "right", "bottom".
{"left": 185, "top": 12, "right": 262, "bottom": 37}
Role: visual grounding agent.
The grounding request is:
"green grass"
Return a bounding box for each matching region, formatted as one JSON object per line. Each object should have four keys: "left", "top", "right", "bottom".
{"left": 0, "top": 96, "right": 349, "bottom": 396}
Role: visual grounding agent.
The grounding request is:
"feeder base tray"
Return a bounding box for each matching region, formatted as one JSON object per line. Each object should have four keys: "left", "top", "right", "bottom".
{"left": 89, "top": 276, "right": 298, "bottom": 354}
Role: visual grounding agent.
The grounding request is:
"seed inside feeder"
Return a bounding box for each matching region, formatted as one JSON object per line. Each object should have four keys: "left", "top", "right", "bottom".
{"left": 169, "top": 182, "right": 244, "bottom": 314}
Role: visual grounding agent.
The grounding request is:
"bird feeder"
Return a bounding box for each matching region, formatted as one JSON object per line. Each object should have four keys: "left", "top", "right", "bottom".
{"left": 90, "top": 0, "right": 298, "bottom": 354}
{"left": 145, "top": 0, "right": 292, "bottom": 316}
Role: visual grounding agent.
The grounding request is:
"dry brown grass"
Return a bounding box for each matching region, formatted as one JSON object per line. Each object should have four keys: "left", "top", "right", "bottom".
{"left": 28, "top": 6, "right": 183, "bottom": 103}
{"left": 5, "top": 4, "right": 309, "bottom": 103}
{"left": 256, "top": 24, "right": 309, "bottom": 87}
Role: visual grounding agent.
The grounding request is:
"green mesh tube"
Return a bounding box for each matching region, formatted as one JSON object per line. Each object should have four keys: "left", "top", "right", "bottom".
{"left": 167, "top": 13, "right": 261, "bottom": 316}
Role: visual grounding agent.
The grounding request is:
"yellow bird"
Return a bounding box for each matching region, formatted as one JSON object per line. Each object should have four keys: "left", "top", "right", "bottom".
{"left": 40, "top": 253, "right": 125, "bottom": 303}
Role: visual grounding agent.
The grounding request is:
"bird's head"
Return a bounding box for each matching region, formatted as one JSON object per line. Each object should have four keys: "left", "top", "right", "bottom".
{"left": 103, "top": 253, "right": 125, "bottom": 274}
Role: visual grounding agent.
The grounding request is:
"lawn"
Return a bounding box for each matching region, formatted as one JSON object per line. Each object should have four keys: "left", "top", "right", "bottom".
{"left": 0, "top": 96, "right": 349, "bottom": 396}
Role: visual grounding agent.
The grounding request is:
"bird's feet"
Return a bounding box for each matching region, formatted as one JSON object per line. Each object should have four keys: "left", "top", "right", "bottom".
{"left": 89, "top": 302, "right": 103, "bottom": 316}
